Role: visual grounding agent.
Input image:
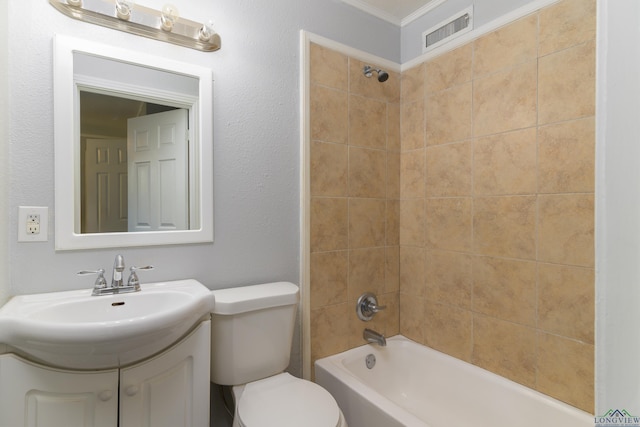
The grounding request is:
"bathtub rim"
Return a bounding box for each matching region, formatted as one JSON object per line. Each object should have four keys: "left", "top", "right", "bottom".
{"left": 315, "top": 334, "right": 593, "bottom": 426}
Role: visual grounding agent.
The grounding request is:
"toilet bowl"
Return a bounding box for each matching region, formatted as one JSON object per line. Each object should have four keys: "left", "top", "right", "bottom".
{"left": 232, "top": 373, "right": 346, "bottom": 427}
{"left": 210, "top": 282, "right": 347, "bottom": 427}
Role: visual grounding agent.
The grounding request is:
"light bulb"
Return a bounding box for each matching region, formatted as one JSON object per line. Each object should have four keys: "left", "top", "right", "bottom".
{"left": 198, "top": 20, "right": 216, "bottom": 42}
{"left": 67, "top": 0, "right": 82, "bottom": 7}
{"left": 161, "top": 4, "right": 180, "bottom": 32}
{"left": 115, "top": 0, "right": 135, "bottom": 20}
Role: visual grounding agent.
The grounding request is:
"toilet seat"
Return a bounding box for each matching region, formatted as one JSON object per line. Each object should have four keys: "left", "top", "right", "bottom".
{"left": 236, "top": 373, "right": 342, "bottom": 427}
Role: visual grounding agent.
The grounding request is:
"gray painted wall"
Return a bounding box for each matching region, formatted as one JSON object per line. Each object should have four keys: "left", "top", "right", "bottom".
{"left": 0, "top": 0, "right": 8, "bottom": 308}
{"left": 4, "top": 0, "right": 398, "bottom": 300}
{"left": 2, "top": 0, "right": 398, "bottom": 376}
{"left": 595, "top": 0, "right": 640, "bottom": 415}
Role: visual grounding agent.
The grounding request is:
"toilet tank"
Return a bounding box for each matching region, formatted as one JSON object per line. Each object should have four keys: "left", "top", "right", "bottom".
{"left": 210, "top": 282, "right": 299, "bottom": 385}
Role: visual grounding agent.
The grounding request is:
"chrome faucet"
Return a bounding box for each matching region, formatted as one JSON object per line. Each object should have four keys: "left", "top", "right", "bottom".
{"left": 111, "top": 254, "right": 126, "bottom": 288}
{"left": 363, "top": 328, "right": 386, "bottom": 346}
{"left": 78, "top": 255, "right": 154, "bottom": 296}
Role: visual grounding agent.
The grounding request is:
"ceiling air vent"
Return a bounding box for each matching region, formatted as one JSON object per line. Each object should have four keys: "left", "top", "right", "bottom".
{"left": 422, "top": 6, "right": 473, "bottom": 53}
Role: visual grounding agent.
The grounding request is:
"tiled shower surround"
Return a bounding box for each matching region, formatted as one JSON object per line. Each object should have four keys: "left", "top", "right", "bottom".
{"left": 309, "top": 0, "right": 595, "bottom": 414}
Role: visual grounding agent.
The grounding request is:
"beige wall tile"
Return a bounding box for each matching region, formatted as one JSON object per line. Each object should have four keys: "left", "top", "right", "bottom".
{"left": 348, "top": 248, "right": 386, "bottom": 301}
{"left": 473, "top": 196, "right": 537, "bottom": 259}
{"left": 538, "top": 263, "right": 595, "bottom": 344}
{"left": 308, "top": 0, "right": 596, "bottom": 399}
{"left": 538, "top": 41, "right": 596, "bottom": 125}
{"left": 538, "top": 117, "right": 595, "bottom": 193}
{"left": 349, "top": 94, "right": 387, "bottom": 150}
{"left": 310, "top": 141, "right": 348, "bottom": 197}
{"left": 401, "top": 63, "right": 425, "bottom": 104}
{"left": 426, "top": 141, "right": 472, "bottom": 197}
{"left": 348, "top": 146, "right": 386, "bottom": 198}
{"left": 348, "top": 311, "right": 370, "bottom": 349}
{"left": 426, "top": 83, "right": 472, "bottom": 146}
{"left": 399, "top": 246, "right": 426, "bottom": 297}
{"left": 387, "top": 151, "right": 400, "bottom": 200}
{"left": 311, "top": 303, "right": 350, "bottom": 362}
{"left": 310, "top": 251, "right": 348, "bottom": 309}
{"left": 473, "top": 315, "right": 536, "bottom": 388}
{"left": 399, "top": 198, "right": 425, "bottom": 247}
{"left": 310, "top": 197, "right": 348, "bottom": 252}
{"left": 474, "top": 127, "right": 537, "bottom": 196}
{"left": 473, "top": 61, "right": 537, "bottom": 137}
{"left": 425, "top": 197, "right": 473, "bottom": 252}
{"left": 349, "top": 58, "right": 400, "bottom": 103}
{"left": 310, "top": 43, "right": 348, "bottom": 90}
{"left": 539, "top": 0, "right": 597, "bottom": 57}
{"left": 386, "top": 199, "right": 400, "bottom": 246}
{"left": 537, "top": 332, "right": 594, "bottom": 413}
{"left": 349, "top": 198, "right": 386, "bottom": 249}
{"left": 538, "top": 194, "right": 594, "bottom": 267}
{"left": 473, "top": 256, "right": 536, "bottom": 326}
{"left": 387, "top": 102, "right": 401, "bottom": 152}
{"left": 310, "top": 84, "right": 348, "bottom": 143}
{"left": 385, "top": 199, "right": 400, "bottom": 246}
{"left": 379, "top": 292, "right": 400, "bottom": 336}
{"left": 424, "top": 302, "right": 472, "bottom": 362}
{"left": 401, "top": 100, "right": 425, "bottom": 151}
{"left": 400, "top": 149, "right": 425, "bottom": 199}
{"left": 474, "top": 14, "right": 538, "bottom": 77}
{"left": 399, "top": 292, "right": 425, "bottom": 344}
{"left": 384, "top": 246, "right": 400, "bottom": 293}
{"left": 425, "top": 250, "right": 472, "bottom": 309}
{"left": 425, "top": 43, "right": 473, "bottom": 94}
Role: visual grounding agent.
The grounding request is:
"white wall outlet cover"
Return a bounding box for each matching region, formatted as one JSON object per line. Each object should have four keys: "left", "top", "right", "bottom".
{"left": 18, "top": 206, "right": 49, "bottom": 242}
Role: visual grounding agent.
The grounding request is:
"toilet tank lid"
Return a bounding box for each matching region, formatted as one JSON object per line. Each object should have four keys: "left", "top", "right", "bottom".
{"left": 211, "top": 282, "right": 299, "bottom": 315}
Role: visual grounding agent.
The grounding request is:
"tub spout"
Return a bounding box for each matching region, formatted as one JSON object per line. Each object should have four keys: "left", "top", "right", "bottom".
{"left": 363, "top": 328, "right": 386, "bottom": 346}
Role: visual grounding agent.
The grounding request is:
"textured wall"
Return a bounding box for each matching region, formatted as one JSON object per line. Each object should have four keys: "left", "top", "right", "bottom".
{"left": 2, "top": 0, "right": 398, "bottom": 378}
{"left": 596, "top": 0, "right": 640, "bottom": 416}
{"left": 399, "top": 0, "right": 595, "bottom": 413}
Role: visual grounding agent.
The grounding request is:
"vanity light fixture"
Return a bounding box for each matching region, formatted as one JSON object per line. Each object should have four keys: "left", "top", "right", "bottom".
{"left": 50, "top": 0, "right": 220, "bottom": 52}
{"left": 198, "top": 19, "right": 216, "bottom": 42}
{"left": 160, "top": 3, "right": 179, "bottom": 31}
{"left": 114, "top": 0, "right": 134, "bottom": 20}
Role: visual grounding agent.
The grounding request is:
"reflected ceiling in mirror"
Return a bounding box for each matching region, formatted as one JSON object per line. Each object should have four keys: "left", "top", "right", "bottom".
{"left": 54, "top": 35, "right": 214, "bottom": 250}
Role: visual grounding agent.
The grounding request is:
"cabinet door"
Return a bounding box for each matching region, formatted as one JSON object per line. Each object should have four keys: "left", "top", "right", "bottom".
{"left": 0, "top": 354, "right": 119, "bottom": 427}
{"left": 119, "top": 320, "right": 210, "bottom": 427}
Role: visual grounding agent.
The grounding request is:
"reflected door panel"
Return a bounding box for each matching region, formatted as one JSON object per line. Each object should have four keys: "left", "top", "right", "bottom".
{"left": 83, "top": 139, "right": 128, "bottom": 233}
{"left": 128, "top": 109, "right": 189, "bottom": 232}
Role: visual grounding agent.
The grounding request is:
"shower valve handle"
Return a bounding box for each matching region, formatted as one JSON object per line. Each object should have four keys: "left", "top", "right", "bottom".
{"left": 356, "top": 292, "right": 386, "bottom": 321}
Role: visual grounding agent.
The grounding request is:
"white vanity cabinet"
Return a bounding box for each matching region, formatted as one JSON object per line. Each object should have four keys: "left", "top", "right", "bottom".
{"left": 0, "top": 355, "right": 118, "bottom": 427}
{"left": 0, "top": 320, "right": 211, "bottom": 427}
{"left": 119, "top": 319, "right": 211, "bottom": 427}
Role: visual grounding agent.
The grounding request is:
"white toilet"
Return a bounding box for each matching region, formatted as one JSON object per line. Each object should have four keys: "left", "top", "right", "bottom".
{"left": 210, "top": 282, "right": 347, "bottom": 427}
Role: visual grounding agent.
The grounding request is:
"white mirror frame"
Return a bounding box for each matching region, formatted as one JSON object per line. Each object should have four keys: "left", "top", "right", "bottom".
{"left": 53, "top": 34, "right": 214, "bottom": 250}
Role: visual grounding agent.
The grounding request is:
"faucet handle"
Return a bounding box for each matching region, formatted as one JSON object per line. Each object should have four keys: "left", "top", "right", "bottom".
{"left": 356, "top": 292, "right": 386, "bottom": 321}
{"left": 78, "top": 269, "right": 107, "bottom": 290}
{"left": 127, "top": 265, "right": 154, "bottom": 289}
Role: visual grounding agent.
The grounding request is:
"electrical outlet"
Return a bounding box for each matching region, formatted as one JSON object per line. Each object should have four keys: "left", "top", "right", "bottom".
{"left": 26, "top": 214, "right": 40, "bottom": 234}
{"left": 18, "top": 207, "right": 48, "bottom": 242}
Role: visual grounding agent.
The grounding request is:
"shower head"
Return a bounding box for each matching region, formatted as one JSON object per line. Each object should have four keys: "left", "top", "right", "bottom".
{"left": 363, "top": 65, "right": 389, "bottom": 83}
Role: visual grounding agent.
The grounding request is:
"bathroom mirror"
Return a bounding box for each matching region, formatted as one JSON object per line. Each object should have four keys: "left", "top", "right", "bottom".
{"left": 54, "top": 35, "right": 213, "bottom": 250}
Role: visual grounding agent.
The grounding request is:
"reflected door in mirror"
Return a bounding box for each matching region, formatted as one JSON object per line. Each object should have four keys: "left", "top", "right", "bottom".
{"left": 128, "top": 109, "right": 189, "bottom": 232}
{"left": 83, "top": 139, "right": 128, "bottom": 233}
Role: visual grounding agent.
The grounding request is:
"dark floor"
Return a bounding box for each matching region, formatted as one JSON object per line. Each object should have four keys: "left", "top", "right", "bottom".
{"left": 210, "top": 383, "right": 233, "bottom": 427}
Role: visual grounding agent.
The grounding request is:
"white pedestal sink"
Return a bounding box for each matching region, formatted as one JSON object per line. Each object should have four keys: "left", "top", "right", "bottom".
{"left": 0, "top": 279, "right": 215, "bottom": 369}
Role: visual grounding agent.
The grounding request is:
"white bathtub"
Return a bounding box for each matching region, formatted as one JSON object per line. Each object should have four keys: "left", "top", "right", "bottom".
{"left": 315, "top": 335, "right": 592, "bottom": 427}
